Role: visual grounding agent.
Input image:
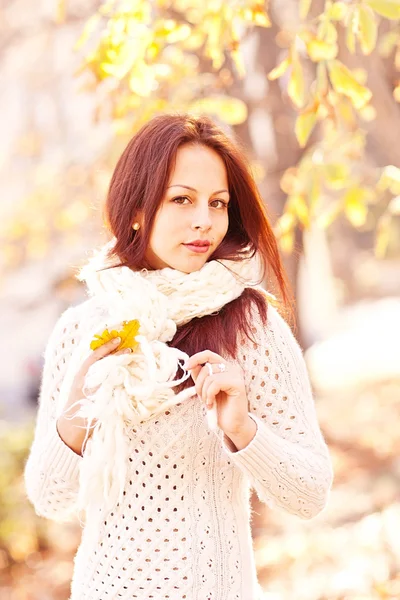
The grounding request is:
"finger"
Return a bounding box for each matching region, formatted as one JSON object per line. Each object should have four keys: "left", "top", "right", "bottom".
{"left": 186, "top": 350, "right": 225, "bottom": 370}
{"left": 202, "top": 378, "right": 219, "bottom": 408}
{"left": 80, "top": 337, "right": 122, "bottom": 372}
{"left": 194, "top": 364, "right": 213, "bottom": 400}
{"left": 110, "top": 347, "right": 132, "bottom": 356}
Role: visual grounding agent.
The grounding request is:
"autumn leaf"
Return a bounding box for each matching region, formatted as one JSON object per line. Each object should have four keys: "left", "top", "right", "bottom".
{"left": 343, "top": 187, "right": 370, "bottom": 227}
{"left": 90, "top": 319, "right": 140, "bottom": 352}
{"left": 295, "top": 104, "right": 318, "bottom": 147}
{"left": 328, "top": 60, "right": 372, "bottom": 109}
{"left": 307, "top": 38, "right": 338, "bottom": 61}
{"left": 366, "top": 0, "right": 400, "bottom": 20}
{"left": 268, "top": 57, "right": 290, "bottom": 80}
{"left": 358, "top": 6, "right": 378, "bottom": 55}
{"left": 288, "top": 54, "right": 306, "bottom": 108}
{"left": 299, "top": 0, "right": 313, "bottom": 20}
{"left": 328, "top": 2, "right": 348, "bottom": 20}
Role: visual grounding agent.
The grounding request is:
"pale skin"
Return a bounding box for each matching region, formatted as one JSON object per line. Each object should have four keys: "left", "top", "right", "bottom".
{"left": 57, "top": 143, "right": 257, "bottom": 455}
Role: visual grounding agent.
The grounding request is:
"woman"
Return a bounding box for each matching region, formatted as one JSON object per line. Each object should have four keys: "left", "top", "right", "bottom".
{"left": 24, "top": 114, "right": 333, "bottom": 600}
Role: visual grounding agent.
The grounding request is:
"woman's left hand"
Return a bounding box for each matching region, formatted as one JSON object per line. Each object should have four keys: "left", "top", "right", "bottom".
{"left": 184, "top": 350, "right": 249, "bottom": 436}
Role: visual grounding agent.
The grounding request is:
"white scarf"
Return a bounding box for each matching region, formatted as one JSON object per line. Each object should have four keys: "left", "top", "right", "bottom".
{"left": 57, "top": 238, "right": 262, "bottom": 543}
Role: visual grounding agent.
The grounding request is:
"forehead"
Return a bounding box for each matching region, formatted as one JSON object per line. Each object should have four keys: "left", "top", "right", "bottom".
{"left": 169, "top": 144, "right": 228, "bottom": 187}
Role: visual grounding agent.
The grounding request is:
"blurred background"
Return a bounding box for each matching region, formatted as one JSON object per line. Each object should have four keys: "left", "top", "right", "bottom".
{"left": 1, "top": 0, "right": 400, "bottom": 599}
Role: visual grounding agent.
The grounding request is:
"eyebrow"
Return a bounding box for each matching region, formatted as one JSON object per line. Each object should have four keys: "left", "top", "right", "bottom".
{"left": 167, "top": 184, "right": 229, "bottom": 195}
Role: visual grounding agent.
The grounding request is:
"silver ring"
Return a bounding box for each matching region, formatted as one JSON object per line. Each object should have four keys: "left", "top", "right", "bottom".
{"left": 205, "top": 362, "right": 226, "bottom": 375}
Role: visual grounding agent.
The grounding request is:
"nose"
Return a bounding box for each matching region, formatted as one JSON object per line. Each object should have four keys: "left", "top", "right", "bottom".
{"left": 191, "top": 203, "right": 212, "bottom": 232}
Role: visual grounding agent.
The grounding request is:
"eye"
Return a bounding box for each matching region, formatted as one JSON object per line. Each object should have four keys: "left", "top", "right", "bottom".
{"left": 172, "top": 196, "right": 191, "bottom": 205}
{"left": 211, "top": 199, "right": 229, "bottom": 209}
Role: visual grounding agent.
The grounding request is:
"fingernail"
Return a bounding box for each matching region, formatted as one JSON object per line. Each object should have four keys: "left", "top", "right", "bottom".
{"left": 124, "top": 348, "right": 132, "bottom": 353}
{"left": 113, "top": 337, "right": 121, "bottom": 344}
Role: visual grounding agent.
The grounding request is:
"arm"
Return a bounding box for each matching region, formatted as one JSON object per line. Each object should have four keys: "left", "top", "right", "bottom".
{"left": 221, "top": 299, "right": 334, "bottom": 520}
{"left": 24, "top": 305, "right": 84, "bottom": 522}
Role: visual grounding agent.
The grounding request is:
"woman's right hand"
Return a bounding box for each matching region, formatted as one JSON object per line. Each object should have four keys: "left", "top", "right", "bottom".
{"left": 56, "top": 337, "right": 132, "bottom": 456}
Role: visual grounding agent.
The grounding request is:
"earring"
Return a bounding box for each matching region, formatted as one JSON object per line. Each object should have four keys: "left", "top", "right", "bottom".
{"left": 132, "top": 222, "right": 140, "bottom": 231}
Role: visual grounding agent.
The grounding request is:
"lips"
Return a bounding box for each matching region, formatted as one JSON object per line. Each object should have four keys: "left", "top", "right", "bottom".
{"left": 184, "top": 241, "right": 210, "bottom": 247}
{"left": 183, "top": 242, "right": 210, "bottom": 254}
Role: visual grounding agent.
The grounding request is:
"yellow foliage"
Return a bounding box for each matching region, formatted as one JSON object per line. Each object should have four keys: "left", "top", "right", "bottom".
{"left": 358, "top": 6, "right": 378, "bottom": 55}
{"left": 316, "top": 200, "right": 343, "bottom": 228}
{"left": 346, "top": 7, "right": 357, "bottom": 54}
{"left": 366, "top": 0, "right": 400, "bottom": 20}
{"left": 328, "top": 2, "right": 348, "bottom": 21}
{"left": 90, "top": 319, "right": 141, "bottom": 352}
{"left": 268, "top": 57, "right": 290, "bottom": 80}
{"left": 188, "top": 96, "right": 247, "bottom": 125}
{"left": 323, "top": 163, "right": 351, "bottom": 189}
{"left": 288, "top": 54, "right": 306, "bottom": 108}
{"left": 288, "top": 194, "right": 310, "bottom": 228}
{"left": 343, "top": 187, "right": 371, "bottom": 227}
{"left": 378, "top": 165, "right": 400, "bottom": 194}
{"left": 328, "top": 60, "right": 372, "bottom": 109}
{"left": 306, "top": 39, "right": 338, "bottom": 62}
{"left": 295, "top": 105, "right": 318, "bottom": 147}
{"left": 378, "top": 31, "right": 400, "bottom": 57}
{"left": 299, "top": 0, "right": 313, "bottom": 20}
{"left": 280, "top": 167, "right": 305, "bottom": 196}
{"left": 375, "top": 212, "right": 392, "bottom": 258}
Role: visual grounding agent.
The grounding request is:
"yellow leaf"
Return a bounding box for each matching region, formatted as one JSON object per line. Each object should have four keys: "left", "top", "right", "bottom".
{"left": 375, "top": 213, "right": 391, "bottom": 258}
{"left": 74, "top": 14, "right": 102, "bottom": 50}
{"left": 317, "top": 17, "right": 338, "bottom": 44}
{"left": 328, "top": 2, "right": 348, "bottom": 20}
{"left": 189, "top": 96, "right": 248, "bottom": 125}
{"left": 316, "top": 201, "right": 343, "bottom": 228}
{"left": 55, "top": 0, "right": 66, "bottom": 24}
{"left": 359, "top": 104, "right": 377, "bottom": 120}
{"left": 378, "top": 31, "right": 399, "bottom": 57}
{"left": 366, "top": 0, "right": 400, "bottom": 19}
{"left": 328, "top": 60, "right": 372, "bottom": 109}
{"left": 275, "top": 211, "right": 297, "bottom": 234}
{"left": 300, "top": 0, "right": 313, "bottom": 19}
{"left": 280, "top": 167, "right": 304, "bottom": 195}
{"left": 323, "top": 163, "right": 350, "bottom": 189}
{"left": 90, "top": 319, "right": 140, "bottom": 352}
{"left": 252, "top": 6, "right": 271, "bottom": 27}
{"left": 346, "top": 7, "right": 358, "bottom": 54}
{"left": 288, "top": 56, "right": 306, "bottom": 108}
{"left": 295, "top": 105, "right": 318, "bottom": 147}
{"left": 377, "top": 165, "right": 400, "bottom": 194}
{"left": 165, "top": 23, "right": 192, "bottom": 43}
{"left": 288, "top": 194, "right": 310, "bottom": 228}
{"left": 279, "top": 230, "right": 295, "bottom": 253}
{"left": 306, "top": 39, "right": 338, "bottom": 61}
{"left": 231, "top": 49, "right": 246, "bottom": 78}
{"left": 358, "top": 6, "right": 378, "bottom": 55}
{"left": 129, "top": 63, "right": 155, "bottom": 97}
{"left": 344, "top": 187, "right": 369, "bottom": 227}
{"left": 268, "top": 57, "right": 290, "bottom": 80}
{"left": 394, "top": 83, "right": 400, "bottom": 102}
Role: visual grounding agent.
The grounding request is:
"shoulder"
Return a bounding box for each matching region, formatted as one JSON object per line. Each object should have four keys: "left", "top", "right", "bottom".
{"left": 242, "top": 288, "right": 302, "bottom": 358}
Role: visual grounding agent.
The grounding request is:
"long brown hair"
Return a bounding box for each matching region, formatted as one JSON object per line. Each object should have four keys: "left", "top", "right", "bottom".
{"left": 102, "top": 113, "right": 295, "bottom": 391}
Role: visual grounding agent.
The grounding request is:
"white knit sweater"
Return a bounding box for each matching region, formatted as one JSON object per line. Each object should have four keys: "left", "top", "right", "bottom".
{"left": 24, "top": 295, "right": 333, "bottom": 600}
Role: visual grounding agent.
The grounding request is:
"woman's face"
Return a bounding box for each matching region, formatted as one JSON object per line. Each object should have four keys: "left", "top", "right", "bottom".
{"left": 144, "top": 143, "right": 230, "bottom": 273}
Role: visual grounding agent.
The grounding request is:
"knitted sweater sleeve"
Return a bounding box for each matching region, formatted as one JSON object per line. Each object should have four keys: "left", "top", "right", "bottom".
{"left": 221, "top": 300, "right": 334, "bottom": 520}
{"left": 24, "top": 305, "right": 84, "bottom": 522}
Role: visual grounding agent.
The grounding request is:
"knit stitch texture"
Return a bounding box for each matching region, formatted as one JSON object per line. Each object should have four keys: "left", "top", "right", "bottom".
{"left": 24, "top": 293, "right": 333, "bottom": 600}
